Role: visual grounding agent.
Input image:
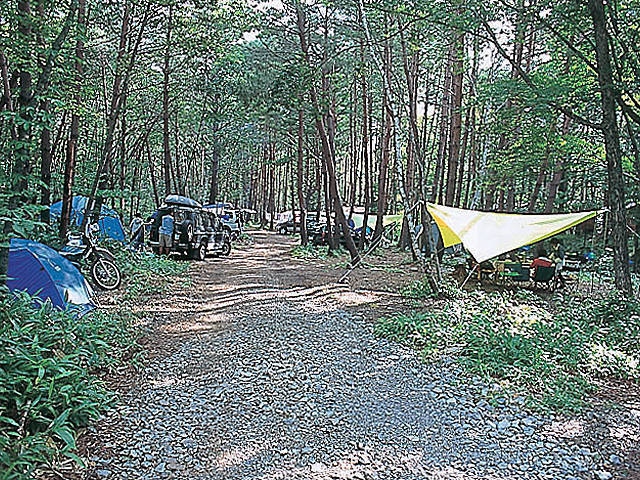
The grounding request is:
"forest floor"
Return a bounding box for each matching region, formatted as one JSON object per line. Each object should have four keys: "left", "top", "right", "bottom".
{"left": 78, "top": 231, "right": 640, "bottom": 480}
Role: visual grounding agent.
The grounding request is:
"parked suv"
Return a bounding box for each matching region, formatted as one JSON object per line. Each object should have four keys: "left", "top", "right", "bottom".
{"left": 311, "top": 223, "right": 368, "bottom": 249}
{"left": 202, "top": 204, "right": 242, "bottom": 240}
{"left": 149, "top": 196, "right": 231, "bottom": 260}
{"left": 276, "top": 214, "right": 323, "bottom": 235}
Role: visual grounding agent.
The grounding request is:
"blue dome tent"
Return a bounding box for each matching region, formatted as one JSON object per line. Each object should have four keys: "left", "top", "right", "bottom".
{"left": 7, "top": 239, "right": 96, "bottom": 316}
{"left": 50, "top": 196, "right": 126, "bottom": 241}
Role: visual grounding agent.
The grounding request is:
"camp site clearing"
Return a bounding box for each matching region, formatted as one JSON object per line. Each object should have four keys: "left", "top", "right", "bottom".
{"left": 72, "top": 231, "right": 640, "bottom": 480}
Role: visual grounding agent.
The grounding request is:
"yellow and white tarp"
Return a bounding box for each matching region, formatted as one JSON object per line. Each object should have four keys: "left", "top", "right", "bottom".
{"left": 426, "top": 203, "right": 599, "bottom": 263}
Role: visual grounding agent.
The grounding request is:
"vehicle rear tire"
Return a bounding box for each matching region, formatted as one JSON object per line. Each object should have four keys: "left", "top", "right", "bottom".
{"left": 192, "top": 242, "right": 207, "bottom": 261}
{"left": 185, "top": 223, "right": 194, "bottom": 242}
{"left": 91, "top": 258, "right": 122, "bottom": 290}
{"left": 278, "top": 226, "right": 288, "bottom": 235}
{"left": 221, "top": 240, "right": 231, "bottom": 256}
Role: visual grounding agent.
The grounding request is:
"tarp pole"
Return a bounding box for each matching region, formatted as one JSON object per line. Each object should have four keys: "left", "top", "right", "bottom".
{"left": 338, "top": 222, "right": 397, "bottom": 283}
{"left": 460, "top": 263, "right": 479, "bottom": 289}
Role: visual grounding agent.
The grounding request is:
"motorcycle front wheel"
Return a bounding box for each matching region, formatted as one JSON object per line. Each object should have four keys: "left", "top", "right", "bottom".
{"left": 91, "top": 258, "right": 122, "bottom": 290}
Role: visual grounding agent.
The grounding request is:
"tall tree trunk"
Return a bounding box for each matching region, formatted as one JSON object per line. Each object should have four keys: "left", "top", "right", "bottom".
{"left": 375, "top": 87, "right": 391, "bottom": 241}
{"left": 544, "top": 115, "right": 571, "bottom": 212}
{"left": 398, "top": 22, "right": 421, "bottom": 247}
{"left": 39, "top": 99, "right": 52, "bottom": 223}
{"left": 162, "top": 3, "right": 173, "bottom": 196}
{"left": 359, "top": 55, "right": 371, "bottom": 250}
{"left": 445, "top": 32, "right": 464, "bottom": 206}
{"left": 86, "top": 2, "right": 149, "bottom": 225}
{"left": 60, "top": 0, "right": 85, "bottom": 239}
{"left": 358, "top": 0, "right": 439, "bottom": 290}
{"left": 297, "top": 102, "right": 308, "bottom": 245}
{"left": 588, "top": 0, "right": 632, "bottom": 294}
{"left": 432, "top": 51, "right": 452, "bottom": 203}
{"left": 295, "top": 3, "right": 360, "bottom": 262}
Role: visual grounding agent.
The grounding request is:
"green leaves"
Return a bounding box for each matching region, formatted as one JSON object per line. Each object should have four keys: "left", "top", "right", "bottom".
{"left": 376, "top": 290, "right": 640, "bottom": 412}
{"left": 0, "top": 292, "right": 138, "bottom": 478}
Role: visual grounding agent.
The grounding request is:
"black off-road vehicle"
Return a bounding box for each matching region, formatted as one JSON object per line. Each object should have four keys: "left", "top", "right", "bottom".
{"left": 149, "top": 195, "right": 231, "bottom": 260}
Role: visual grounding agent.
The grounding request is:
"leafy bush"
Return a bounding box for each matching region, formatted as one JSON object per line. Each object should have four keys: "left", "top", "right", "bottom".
{"left": 291, "top": 244, "right": 330, "bottom": 259}
{"left": 0, "top": 292, "right": 139, "bottom": 479}
{"left": 110, "top": 246, "right": 190, "bottom": 300}
{"left": 376, "top": 289, "right": 640, "bottom": 412}
{"left": 401, "top": 276, "right": 460, "bottom": 300}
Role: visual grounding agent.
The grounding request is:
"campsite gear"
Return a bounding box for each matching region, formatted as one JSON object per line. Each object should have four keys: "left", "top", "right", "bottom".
{"left": 495, "top": 262, "right": 530, "bottom": 285}
{"left": 531, "top": 265, "right": 556, "bottom": 290}
{"left": 60, "top": 223, "right": 122, "bottom": 290}
{"left": 50, "top": 196, "right": 126, "bottom": 241}
{"left": 165, "top": 194, "right": 202, "bottom": 208}
{"left": 8, "top": 239, "right": 96, "bottom": 316}
{"left": 426, "top": 203, "right": 600, "bottom": 263}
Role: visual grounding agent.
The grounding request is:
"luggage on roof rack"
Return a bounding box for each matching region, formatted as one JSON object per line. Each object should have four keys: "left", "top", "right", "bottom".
{"left": 164, "top": 194, "right": 202, "bottom": 208}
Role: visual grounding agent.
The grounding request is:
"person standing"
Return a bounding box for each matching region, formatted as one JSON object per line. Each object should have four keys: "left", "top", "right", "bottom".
{"left": 158, "top": 212, "right": 174, "bottom": 256}
{"left": 550, "top": 238, "right": 566, "bottom": 288}
{"left": 129, "top": 212, "right": 144, "bottom": 251}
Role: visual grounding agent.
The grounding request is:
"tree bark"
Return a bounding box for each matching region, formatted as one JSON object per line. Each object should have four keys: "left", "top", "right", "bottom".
{"left": 295, "top": 3, "right": 360, "bottom": 263}
{"left": 588, "top": 0, "right": 632, "bottom": 294}
{"left": 61, "top": 0, "right": 85, "bottom": 239}
{"left": 297, "top": 102, "right": 308, "bottom": 245}
{"left": 445, "top": 32, "right": 464, "bottom": 206}
{"left": 163, "top": 3, "right": 173, "bottom": 197}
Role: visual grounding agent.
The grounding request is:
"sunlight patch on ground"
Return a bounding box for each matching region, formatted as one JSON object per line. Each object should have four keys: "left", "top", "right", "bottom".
{"left": 215, "top": 445, "right": 262, "bottom": 469}
{"left": 161, "top": 312, "right": 228, "bottom": 335}
{"left": 245, "top": 452, "right": 517, "bottom": 480}
{"left": 543, "top": 418, "right": 584, "bottom": 438}
{"left": 610, "top": 424, "right": 639, "bottom": 441}
{"left": 329, "top": 290, "right": 383, "bottom": 306}
{"left": 148, "top": 376, "right": 179, "bottom": 388}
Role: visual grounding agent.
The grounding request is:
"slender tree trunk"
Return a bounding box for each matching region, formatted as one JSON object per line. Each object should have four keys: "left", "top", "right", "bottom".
{"left": 39, "top": 99, "right": 52, "bottom": 223}
{"left": 0, "top": 52, "right": 15, "bottom": 121}
{"left": 1, "top": 0, "right": 33, "bottom": 282}
{"left": 295, "top": 3, "right": 359, "bottom": 262}
{"left": 162, "top": 4, "right": 173, "bottom": 196}
{"left": 375, "top": 88, "right": 391, "bottom": 240}
{"left": 297, "top": 102, "right": 308, "bottom": 245}
{"left": 445, "top": 32, "right": 464, "bottom": 206}
{"left": 146, "top": 139, "right": 160, "bottom": 207}
{"left": 528, "top": 122, "right": 555, "bottom": 212}
{"left": 588, "top": 0, "right": 632, "bottom": 294}
{"left": 544, "top": 115, "right": 571, "bottom": 212}
{"left": 358, "top": 0, "right": 439, "bottom": 290}
{"left": 359, "top": 56, "right": 371, "bottom": 250}
{"left": 433, "top": 51, "right": 452, "bottom": 203}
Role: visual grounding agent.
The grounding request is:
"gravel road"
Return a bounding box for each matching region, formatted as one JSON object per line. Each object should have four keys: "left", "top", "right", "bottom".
{"left": 89, "top": 232, "right": 640, "bottom": 480}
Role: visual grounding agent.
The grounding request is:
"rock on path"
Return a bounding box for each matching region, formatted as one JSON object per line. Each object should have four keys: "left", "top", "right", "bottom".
{"left": 90, "top": 233, "right": 637, "bottom": 480}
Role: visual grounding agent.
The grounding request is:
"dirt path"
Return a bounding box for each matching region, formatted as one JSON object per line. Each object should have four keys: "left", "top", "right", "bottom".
{"left": 85, "top": 232, "right": 637, "bottom": 480}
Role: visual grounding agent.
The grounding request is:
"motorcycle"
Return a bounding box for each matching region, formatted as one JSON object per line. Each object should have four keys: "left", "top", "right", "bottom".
{"left": 59, "top": 223, "right": 122, "bottom": 291}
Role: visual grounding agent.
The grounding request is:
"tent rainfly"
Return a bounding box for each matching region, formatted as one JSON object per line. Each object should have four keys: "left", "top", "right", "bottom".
{"left": 426, "top": 203, "right": 600, "bottom": 263}
{"left": 7, "top": 238, "right": 96, "bottom": 316}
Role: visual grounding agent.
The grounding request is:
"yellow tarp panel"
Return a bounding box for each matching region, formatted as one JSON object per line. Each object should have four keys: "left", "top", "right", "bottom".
{"left": 426, "top": 203, "right": 599, "bottom": 263}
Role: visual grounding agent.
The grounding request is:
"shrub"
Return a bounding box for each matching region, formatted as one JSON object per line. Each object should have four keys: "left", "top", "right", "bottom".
{"left": 376, "top": 289, "right": 640, "bottom": 412}
{"left": 110, "top": 246, "right": 190, "bottom": 300}
{"left": 0, "top": 292, "right": 139, "bottom": 479}
{"left": 291, "top": 244, "right": 329, "bottom": 259}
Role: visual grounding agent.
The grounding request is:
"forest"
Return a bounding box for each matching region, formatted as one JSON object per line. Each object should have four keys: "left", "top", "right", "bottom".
{"left": 0, "top": 0, "right": 639, "bottom": 294}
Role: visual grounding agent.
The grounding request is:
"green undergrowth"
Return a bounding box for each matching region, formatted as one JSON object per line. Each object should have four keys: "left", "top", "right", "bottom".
{"left": 0, "top": 244, "right": 191, "bottom": 479}
{"left": 111, "top": 245, "right": 191, "bottom": 300}
{"left": 291, "top": 243, "right": 331, "bottom": 259}
{"left": 0, "top": 293, "right": 139, "bottom": 480}
{"left": 375, "top": 288, "right": 640, "bottom": 413}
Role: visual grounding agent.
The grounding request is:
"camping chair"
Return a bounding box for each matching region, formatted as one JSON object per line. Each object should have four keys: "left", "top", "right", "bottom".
{"left": 531, "top": 265, "right": 555, "bottom": 291}
{"left": 502, "top": 262, "right": 530, "bottom": 286}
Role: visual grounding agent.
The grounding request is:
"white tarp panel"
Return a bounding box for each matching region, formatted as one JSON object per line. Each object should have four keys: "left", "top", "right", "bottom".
{"left": 427, "top": 203, "right": 599, "bottom": 263}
